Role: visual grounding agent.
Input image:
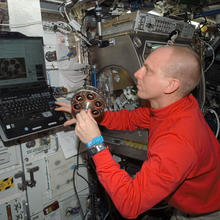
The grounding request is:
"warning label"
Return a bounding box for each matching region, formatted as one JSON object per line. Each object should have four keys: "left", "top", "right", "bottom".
{"left": 0, "top": 177, "right": 14, "bottom": 192}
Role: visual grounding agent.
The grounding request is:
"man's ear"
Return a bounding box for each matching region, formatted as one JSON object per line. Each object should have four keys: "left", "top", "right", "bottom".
{"left": 164, "top": 78, "right": 180, "bottom": 94}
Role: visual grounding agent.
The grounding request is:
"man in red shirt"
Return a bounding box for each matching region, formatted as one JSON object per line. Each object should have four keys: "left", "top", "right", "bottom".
{"left": 56, "top": 46, "right": 220, "bottom": 219}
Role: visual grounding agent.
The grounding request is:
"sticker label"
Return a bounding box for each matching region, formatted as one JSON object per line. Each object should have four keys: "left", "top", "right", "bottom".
{"left": 0, "top": 177, "right": 14, "bottom": 192}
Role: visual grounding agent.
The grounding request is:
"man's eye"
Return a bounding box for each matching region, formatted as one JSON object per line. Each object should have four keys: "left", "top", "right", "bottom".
{"left": 143, "top": 64, "right": 148, "bottom": 72}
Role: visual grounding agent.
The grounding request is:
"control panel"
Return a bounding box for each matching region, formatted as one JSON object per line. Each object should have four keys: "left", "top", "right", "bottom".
{"left": 134, "top": 11, "right": 195, "bottom": 40}
{"left": 102, "top": 10, "right": 195, "bottom": 40}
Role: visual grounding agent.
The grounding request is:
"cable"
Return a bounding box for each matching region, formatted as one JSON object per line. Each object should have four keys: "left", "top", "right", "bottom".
{"left": 206, "top": 108, "right": 220, "bottom": 138}
{"left": 73, "top": 141, "right": 95, "bottom": 220}
{"left": 194, "top": 9, "right": 220, "bottom": 19}
{"left": 203, "top": 40, "right": 215, "bottom": 73}
{"left": 76, "top": 30, "right": 93, "bottom": 46}
{"left": 55, "top": 21, "right": 72, "bottom": 34}
{"left": 17, "top": 140, "right": 31, "bottom": 219}
{"left": 197, "top": 39, "right": 215, "bottom": 111}
{"left": 64, "top": 5, "right": 71, "bottom": 22}
{"left": 83, "top": 209, "right": 89, "bottom": 220}
{"left": 58, "top": 2, "right": 65, "bottom": 18}
{"left": 103, "top": 211, "right": 110, "bottom": 220}
{"left": 200, "top": 67, "right": 206, "bottom": 111}
{"left": 73, "top": 168, "right": 84, "bottom": 219}
{"left": 57, "top": 0, "right": 92, "bottom": 46}
{"left": 72, "top": 148, "right": 88, "bottom": 158}
{"left": 77, "top": 167, "right": 90, "bottom": 186}
{"left": 72, "top": 141, "right": 85, "bottom": 220}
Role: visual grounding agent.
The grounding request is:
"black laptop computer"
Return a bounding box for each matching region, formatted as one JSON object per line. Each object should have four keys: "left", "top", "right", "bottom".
{"left": 0, "top": 32, "right": 66, "bottom": 142}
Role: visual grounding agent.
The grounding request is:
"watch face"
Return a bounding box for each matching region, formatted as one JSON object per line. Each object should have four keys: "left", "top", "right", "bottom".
{"left": 89, "top": 143, "right": 106, "bottom": 156}
{"left": 90, "top": 147, "right": 98, "bottom": 155}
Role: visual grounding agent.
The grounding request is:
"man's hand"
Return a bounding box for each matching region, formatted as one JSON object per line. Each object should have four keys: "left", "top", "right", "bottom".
{"left": 75, "top": 109, "right": 101, "bottom": 144}
{"left": 55, "top": 101, "right": 76, "bottom": 126}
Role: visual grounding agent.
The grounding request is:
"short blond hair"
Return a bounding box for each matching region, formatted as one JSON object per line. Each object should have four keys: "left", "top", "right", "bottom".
{"left": 157, "top": 46, "right": 201, "bottom": 97}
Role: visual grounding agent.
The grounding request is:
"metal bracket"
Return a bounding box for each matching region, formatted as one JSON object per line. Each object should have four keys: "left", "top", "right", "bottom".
{"left": 26, "top": 166, "right": 39, "bottom": 188}
{"left": 14, "top": 171, "right": 27, "bottom": 191}
{"left": 14, "top": 166, "right": 40, "bottom": 190}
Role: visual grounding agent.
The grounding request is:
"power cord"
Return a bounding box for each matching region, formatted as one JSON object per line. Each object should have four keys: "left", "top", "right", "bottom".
{"left": 72, "top": 141, "right": 88, "bottom": 219}
{"left": 203, "top": 40, "right": 215, "bottom": 73}
{"left": 205, "top": 108, "right": 220, "bottom": 138}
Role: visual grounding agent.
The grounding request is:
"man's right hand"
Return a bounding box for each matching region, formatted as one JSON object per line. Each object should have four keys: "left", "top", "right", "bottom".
{"left": 55, "top": 101, "right": 76, "bottom": 126}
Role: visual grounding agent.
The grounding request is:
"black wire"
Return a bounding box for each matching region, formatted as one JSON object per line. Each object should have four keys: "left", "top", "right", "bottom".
{"left": 83, "top": 209, "right": 89, "bottom": 220}
{"left": 72, "top": 148, "right": 88, "bottom": 157}
{"left": 73, "top": 168, "right": 83, "bottom": 218}
{"left": 72, "top": 141, "right": 85, "bottom": 219}
{"left": 77, "top": 167, "right": 90, "bottom": 186}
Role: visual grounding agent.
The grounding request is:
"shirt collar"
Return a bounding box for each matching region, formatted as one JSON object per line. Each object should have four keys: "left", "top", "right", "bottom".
{"left": 150, "top": 94, "right": 195, "bottom": 119}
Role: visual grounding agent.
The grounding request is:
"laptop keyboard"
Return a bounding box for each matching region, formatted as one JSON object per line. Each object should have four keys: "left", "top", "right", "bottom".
{"left": 0, "top": 89, "right": 66, "bottom": 140}
{"left": 0, "top": 92, "right": 54, "bottom": 123}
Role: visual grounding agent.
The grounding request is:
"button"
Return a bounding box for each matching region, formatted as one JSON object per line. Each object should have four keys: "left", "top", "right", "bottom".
{"left": 6, "top": 124, "right": 11, "bottom": 129}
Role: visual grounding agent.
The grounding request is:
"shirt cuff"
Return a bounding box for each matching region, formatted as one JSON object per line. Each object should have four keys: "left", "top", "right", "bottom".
{"left": 92, "top": 147, "right": 118, "bottom": 168}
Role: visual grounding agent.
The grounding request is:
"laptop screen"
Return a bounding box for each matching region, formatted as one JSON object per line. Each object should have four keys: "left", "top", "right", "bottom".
{"left": 0, "top": 38, "right": 46, "bottom": 88}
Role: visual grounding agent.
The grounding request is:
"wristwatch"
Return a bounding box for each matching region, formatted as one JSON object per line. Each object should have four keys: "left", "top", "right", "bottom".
{"left": 88, "top": 142, "right": 106, "bottom": 156}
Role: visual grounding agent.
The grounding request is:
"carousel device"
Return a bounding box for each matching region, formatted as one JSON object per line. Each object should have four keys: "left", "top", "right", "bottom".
{"left": 71, "top": 85, "right": 105, "bottom": 123}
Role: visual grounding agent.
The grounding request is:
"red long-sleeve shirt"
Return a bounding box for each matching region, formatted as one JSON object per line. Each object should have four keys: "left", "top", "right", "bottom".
{"left": 93, "top": 94, "right": 220, "bottom": 219}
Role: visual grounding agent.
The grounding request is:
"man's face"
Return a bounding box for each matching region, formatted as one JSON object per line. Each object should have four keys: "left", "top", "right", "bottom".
{"left": 134, "top": 50, "right": 169, "bottom": 100}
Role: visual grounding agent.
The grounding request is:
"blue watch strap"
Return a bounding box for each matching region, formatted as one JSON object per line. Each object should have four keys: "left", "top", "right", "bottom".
{"left": 86, "top": 136, "right": 104, "bottom": 148}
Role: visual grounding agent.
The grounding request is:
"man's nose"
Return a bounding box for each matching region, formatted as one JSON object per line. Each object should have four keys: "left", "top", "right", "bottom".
{"left": 134, "top": 67, "right": 142, "bottom": 79}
